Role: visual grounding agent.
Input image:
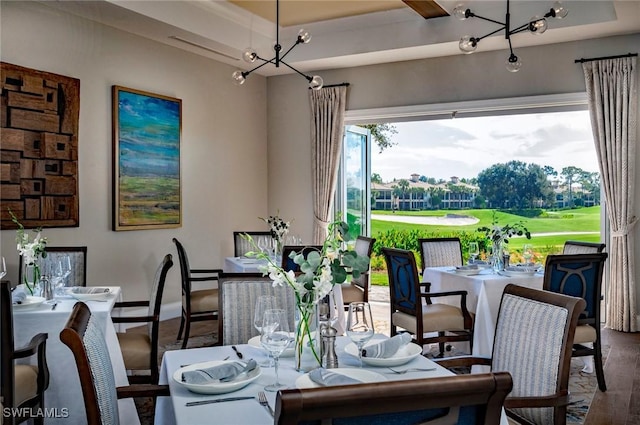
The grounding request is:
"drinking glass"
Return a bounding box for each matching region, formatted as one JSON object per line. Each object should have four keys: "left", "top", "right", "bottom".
{"left": 523, "top": 244, "right": 533, "bottom": 265}
{"left": 254, "top": 295, "right": 277, "bottom": 366}
{"left": 346, "top": 302, "right": 375, "bottom": 367}
{"left": 468, "top": 242, "right": 479, "bottom": 263}
{"left": 0, "top": 257, "right": 6, "bottom": 280}
{"left": 53, "top": 255, "right": 72, "bottom": 296}
{"left": 260, "top": 309, "right": 290, "bottom": 391}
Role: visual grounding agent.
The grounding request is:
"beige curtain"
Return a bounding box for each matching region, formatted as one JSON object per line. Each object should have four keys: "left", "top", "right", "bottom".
{"left": 309, "top": 86, "right": 348, "bottom": 243}
{"left": 582, "top": 56, "right": 638, "bottom": 332}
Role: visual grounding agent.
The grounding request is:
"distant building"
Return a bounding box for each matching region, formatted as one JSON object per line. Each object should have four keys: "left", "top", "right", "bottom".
{"left": 372, "top": 174, "right": 479, "bottom": 210}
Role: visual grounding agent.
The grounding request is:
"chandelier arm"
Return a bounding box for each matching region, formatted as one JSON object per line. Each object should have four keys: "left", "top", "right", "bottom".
{"left": 508, "top": 22, "right": 530, "bottom": 35}
{"left": 280, "top": 61, "right": 313, "bottom": 82}
{"left": 279, "top": 40, "right": 303, "bottom": 62}
{"left": 470, "top": 14, "right": 506, "bottom": 27}
{"left": 475, "top": 26, "right": 507, "bottom": 43}
{"left": 245, "top": 57, "right": 277, "bottom": 76}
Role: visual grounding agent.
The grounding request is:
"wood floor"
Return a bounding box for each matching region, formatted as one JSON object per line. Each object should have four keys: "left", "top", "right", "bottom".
{"left": 154, "top": 318, "right": 640, "bottom": 424}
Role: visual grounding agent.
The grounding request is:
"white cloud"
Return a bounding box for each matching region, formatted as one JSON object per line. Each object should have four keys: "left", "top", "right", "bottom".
{"left": 371, "top": 110, "right": 599, "bottom": 182}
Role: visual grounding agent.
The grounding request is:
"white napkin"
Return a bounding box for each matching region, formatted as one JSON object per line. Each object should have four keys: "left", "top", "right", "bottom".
{"left": 362, "top": 333, "right": 412, "bottom": 358}
{"left": 181, "top": 360, "right": 253, "bottom": 385}
{"left": 455, "top": 265, "right": 478, "bottom": 271}
{"left": 70, "top": 287, "right": 109, "bottom": 295}
{"left": 308, "top": 368, "right": 363, "bottom": 386}
{"left": 12, "top": 287, "right": 27, "bottom": 305}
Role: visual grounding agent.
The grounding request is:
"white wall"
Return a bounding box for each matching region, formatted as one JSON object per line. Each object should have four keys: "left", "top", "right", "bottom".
{"left": 267, "top": 34, "right": 640, "bottom": 310}
{"left": 0, "top": 1, "right": 269, "bottom": 303}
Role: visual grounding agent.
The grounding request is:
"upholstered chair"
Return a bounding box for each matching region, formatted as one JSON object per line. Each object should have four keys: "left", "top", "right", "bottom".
{"left": 562, "top": 241, "right": 606, "bottom": 255}
{"left": 418, "top": 237, "right": 463, "bottom": 272}
{"left": 341, "top": 236, "right": 376, "bottom": 305}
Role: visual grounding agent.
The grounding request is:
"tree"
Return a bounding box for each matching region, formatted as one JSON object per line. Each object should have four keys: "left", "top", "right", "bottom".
{"left": 361, "top": 124, "right": 398, "bottom": 153}
{"left": 371, "top": 173, "right": 383, "bottom": 184}
{"left": 392, "top": 179, "right": 410, "bottom": 210}
{"left": 477, "top": 161, "right": 554, "bottom": 209}
{"left": 561, "top": 166, "right": 584, "bottom": 208}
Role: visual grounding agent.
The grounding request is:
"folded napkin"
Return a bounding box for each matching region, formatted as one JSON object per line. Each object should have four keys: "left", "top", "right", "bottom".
{"left": 455, "top": 265, "right": 478, "bottom": 271}
{"left": 12, "top": 287, "right": 27, "bottom": 305}
{"left": 182, "top": 361, "right": 252, "bottom": 385}
{"left": 362, "top": 333, "right": 412, "bottom": 358}
{"left": 308, "top": 369, "right": 363, "bottom": 387}
{"left": 70, "top": 287, "right": 109, "bottom": 294}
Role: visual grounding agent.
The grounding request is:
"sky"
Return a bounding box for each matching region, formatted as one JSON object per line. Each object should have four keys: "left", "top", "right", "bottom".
{"left": 371, "top": 110, "right": 599, "bottom": 183}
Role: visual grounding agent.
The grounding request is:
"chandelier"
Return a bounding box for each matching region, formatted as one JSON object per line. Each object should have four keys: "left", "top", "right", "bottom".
{"left": 232, "top": 0, "right": 323, "bottom": 90}
{"left": 453, "top": 0, "right": 568, "bottom": 72}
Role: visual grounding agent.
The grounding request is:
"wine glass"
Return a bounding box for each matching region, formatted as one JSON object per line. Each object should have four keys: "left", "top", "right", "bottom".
{"left": 53, "top": 255, "right": 72, "bottom": 296}
{"left": 260, "top": 309, "right": 290, "bottom": 391}
{"left": 523, "top": 244, "right": 533, "bottom": 265}
{"left": 346, "top": 302, "right": 375, "bottom": 367}
{"left": 468, "top": 242, "right": 479, "bottom": 263}
{"left": 0, "top": 257, "right": 6, "bottom": 280}
{"left": 254, "top": 295, "right": 277, "bottom": 366}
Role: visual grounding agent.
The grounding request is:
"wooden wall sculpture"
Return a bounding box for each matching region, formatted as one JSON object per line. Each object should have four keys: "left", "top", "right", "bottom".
{"left": 0, "top": 62, "right": 80, "bottom": 230}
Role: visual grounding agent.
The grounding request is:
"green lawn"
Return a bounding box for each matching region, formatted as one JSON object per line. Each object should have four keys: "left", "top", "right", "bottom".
{"left": 368, "top": 206, "right": 602, "bottom": 286}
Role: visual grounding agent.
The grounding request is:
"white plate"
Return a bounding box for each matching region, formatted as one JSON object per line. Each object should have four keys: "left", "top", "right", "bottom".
{"left": 499, "top": 269, "right": 537, "bottom": 277}
{"left": 295, "top": 368, "right": 385, "bottom": 389}
{"left": 344, "top": 342, "right": 422, "bottom": 367}
{"left": 13, "top": 296, "right": 46, "bottom": 310}
{"left": 173, "top": 360, "right": 262, "bottom": 395}
{"left": 247, "top": 334, "right": 295, "bottom": 357}
{"left": 448, "top": 268, "right": 481, "bottom": 276}
{"left": 66, "top": 287, "right": 111, "bottom": 301}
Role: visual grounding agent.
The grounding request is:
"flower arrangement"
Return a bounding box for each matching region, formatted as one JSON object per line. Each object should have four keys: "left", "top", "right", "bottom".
{"left": 259, "top": 212, "right": 291, "bottom": 252}
{"left": 244, "top": 219, "right": 370, "bottom": 370}
{"left": 477, "top": 213, "right": 530, "bottom": 270}
{"left": 10, "top": 211, "right": 48, "bottom": 295}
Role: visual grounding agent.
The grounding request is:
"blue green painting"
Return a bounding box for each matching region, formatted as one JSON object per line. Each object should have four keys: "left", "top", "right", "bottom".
{"left": 114, "top": 87, "right": 181, "bottom": 230}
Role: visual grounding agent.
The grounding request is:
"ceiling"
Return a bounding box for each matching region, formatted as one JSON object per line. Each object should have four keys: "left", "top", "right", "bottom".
{"left": 41, "top": 1, "right": 640, "bottom": 77}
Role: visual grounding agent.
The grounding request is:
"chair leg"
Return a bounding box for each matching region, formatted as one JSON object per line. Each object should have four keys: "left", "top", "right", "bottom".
{"left": 593, "top": 340, "right": 607, "bottom": 392}
{"left": 438, "top": 332, "right": 445, "bottom": 357}
{"left": 181, "top": 317, "right": 191, "bottom": 349}
{"left": 176, "top": 313, "right": 186, "bottom": 341}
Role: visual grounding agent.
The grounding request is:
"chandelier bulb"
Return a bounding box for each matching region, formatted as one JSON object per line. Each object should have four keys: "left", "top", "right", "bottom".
{"left": 242, "top": 48, "right": 257, "bottom": 63}
{"left": 528, "top": 17, "right": 548, "bottom": 34}
{"left": 552, "top": 2, "right": 568, "bottom": 19}
{"left": 505, "top": 54, "right": 522, "bottom": 73}
{"left": 309, "top": 75, "right": 324, "bottom": 90}
{"left": 232, "top": 70, "right": 246, "bottom": 85}
{"left": 458, "top": 36, "right": 478, "bottom": 54}
{"left": 298, "top": 29, "right": 312, "bottom": 44}
{"left": 452, "top": 4, "right": 470, "bottom": 20}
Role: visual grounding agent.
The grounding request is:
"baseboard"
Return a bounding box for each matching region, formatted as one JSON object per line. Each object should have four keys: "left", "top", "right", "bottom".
{"left": 113, "top": 301, "right": 182, "bottom": 332}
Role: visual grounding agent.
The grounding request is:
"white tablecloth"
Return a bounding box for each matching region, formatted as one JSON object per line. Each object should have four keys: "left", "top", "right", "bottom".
{"left": 223, "top": 257, "right": 268, "bottom": 273}
{"left": 155, "top": 335, "right": 472, "bottom": 425}
{"left": 12, "top": 287, "right": 139, "bottom": 425}
{"left": 422, "top": 267, "right": 543, "bottom": 358}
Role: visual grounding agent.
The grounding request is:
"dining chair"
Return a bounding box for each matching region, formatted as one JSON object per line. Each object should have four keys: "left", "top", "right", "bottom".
{"left": 436, "top": 284, "right": 586, "bottom": 425}
{"left": 60, "top": 302, "right": 170, "bottom": 425}
{"left": 382, "top": 247, "right": 473, "bottom": 357}
{"left": 112, "top": 254, "right": 173, "bottom": 384}
{"left": 281, "top": 245, "right": 323, "bottom": 272}
{"left": 173, "top": 238, "right": 222, "bottom": 349}
{"left": 418, "top": 237, "right": 463, "bottom": 272}
{"left": 18, "top": 246, "right": 87, "bottom": 287}
{"left": 341, "top": 236, "right": 376, "bottom": 305}
{"left": 275, "top": 371, "right": 513, "bottom": 425}
{"left": 218, "top": 272, "right": 297, "bottom": 345}
{"left": 543, "top": 253, "right": 609, "bottom": 391}
{"left": 1, "top": 280, "right": 50, "bottom": 425}
{"left": 233, "top": 231, "right": 273, "bottom": 257}
{"left": 562, "top": 241, "right": 606, "bottom": 255}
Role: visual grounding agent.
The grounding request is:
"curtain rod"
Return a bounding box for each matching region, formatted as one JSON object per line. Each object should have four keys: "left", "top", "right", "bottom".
{"left": 308, "top": 82, "right": 350, "bottom": 89}
{"left": 574, "top": 52, "right": 637, "bottom": 64}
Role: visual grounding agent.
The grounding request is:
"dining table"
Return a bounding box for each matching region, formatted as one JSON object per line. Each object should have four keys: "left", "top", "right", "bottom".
{"left": 223, "top": 256, "right": 270, "bottom": 273}
{"left": 12, "top": 286, "right": 139, "bottom": 425}
{"left": 155, "top": 334, "right": 509, "bottom": 425}
{"left": 422, "top": 266, "right": 544, "bottom": 359}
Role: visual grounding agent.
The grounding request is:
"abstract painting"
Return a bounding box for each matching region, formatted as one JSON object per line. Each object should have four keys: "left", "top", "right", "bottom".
{"left": 112, "top": 86, "right": 181, "bottom": 231}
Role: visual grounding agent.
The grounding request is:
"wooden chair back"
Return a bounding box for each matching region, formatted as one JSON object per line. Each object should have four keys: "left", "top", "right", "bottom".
{"left": 218, "top": 272, "right": 296, "bottom": 345}
{"left": 1, "top": 280, "right": 49, "bottom": 425}
{"left": 233, "top": 231, "right": 273, "bottom": 257}
{"left": 562, "top": 241, "right": 606, "bottom": 255}
{"left": 418, "top": 237, "right": 463, "bottom": 270}
{"left": 19, "top": 246, "right": 87, "bottom": 287}
{"left": 275, "top": 372, "right": 513, "bottom": 425}
{"left": 494, "top": 284, "right": 586, "bottom": 425}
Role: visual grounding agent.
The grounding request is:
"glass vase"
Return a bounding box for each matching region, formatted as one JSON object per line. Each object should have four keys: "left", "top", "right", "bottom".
{"left": 491, "top": 241, "right": 504, "bottom": 273}
{"left": 22, "top": 261, "right": 41, "bottom": 296}
{"left": 294, "top": 302, "right": 321, "bottom": 372}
